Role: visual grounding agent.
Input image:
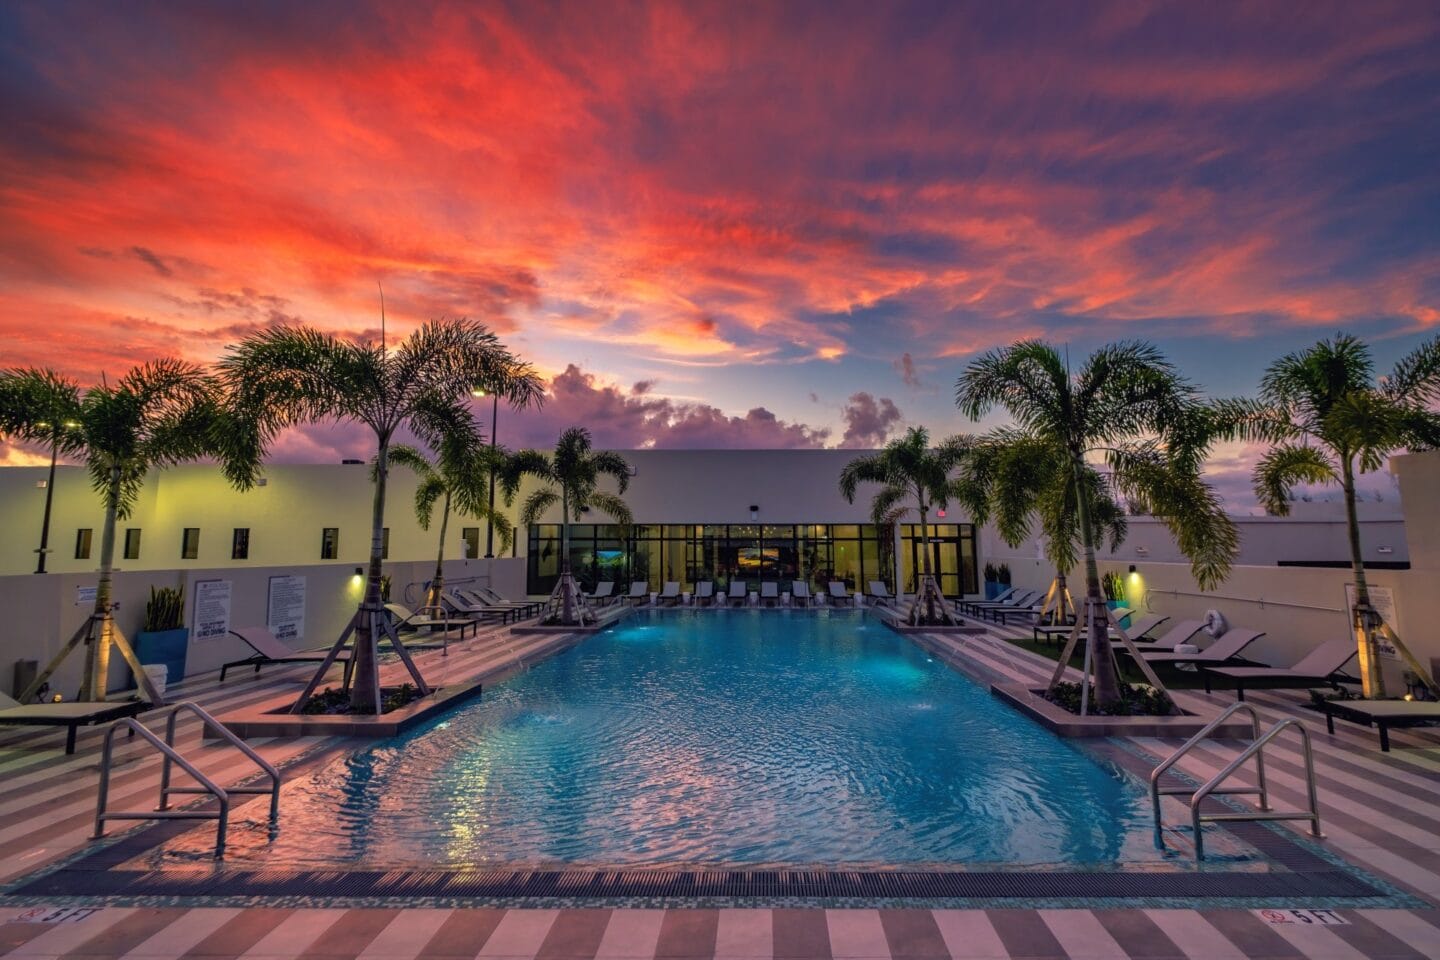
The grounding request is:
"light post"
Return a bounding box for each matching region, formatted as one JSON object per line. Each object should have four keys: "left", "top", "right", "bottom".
{"left": 34, "top": 420, "right": 79, "bottom": 574}
{"left": 470, "top": 386, "right": 500, "bottom": 558}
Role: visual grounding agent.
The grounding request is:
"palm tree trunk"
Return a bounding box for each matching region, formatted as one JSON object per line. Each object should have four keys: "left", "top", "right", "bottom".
{"left": 82, "top": 468, "right": 122, "bottom": 701}
{"left": 352, "top": 439, "right": 388, "bottom": 713}
{"left": 916, "top": 492, "right": 934, "bottom": 624}
{"left": 429, "top": 492, "right": 451, "bottom": 610}
{"left": 560, "top": 487, "right": 575, "bottom": 624}
{"left": 1074, "top": 462, "right": 1121, "bottom": 704}
{"left": 35, "top": 440, "right": 58, "bottom": 574}
{"left": 1342, "top": 458, "right": 1386, "bottom": 698}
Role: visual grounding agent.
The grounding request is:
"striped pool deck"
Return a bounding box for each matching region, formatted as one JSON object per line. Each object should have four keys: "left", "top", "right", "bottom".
{"left": 3, "top": 611, "right": 1440, "bottom": 959}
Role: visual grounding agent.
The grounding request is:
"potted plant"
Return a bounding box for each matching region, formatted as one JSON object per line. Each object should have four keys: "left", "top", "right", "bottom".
{"left": 1101, "top": 571, "right": 1126, "bottom": 611}
{"left": 134, "top": 585, "right": 189, "bottom": 687}
{"left": 997, "top": 563, "right": 1012, "bottom": 589}
{"left": 983, "top": 562, "right": 999, "bottom": 599}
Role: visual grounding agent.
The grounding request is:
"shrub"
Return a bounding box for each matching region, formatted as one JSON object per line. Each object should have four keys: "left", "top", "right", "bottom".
{"left": 144, "top": 586, "right": 185, "bottom": 632}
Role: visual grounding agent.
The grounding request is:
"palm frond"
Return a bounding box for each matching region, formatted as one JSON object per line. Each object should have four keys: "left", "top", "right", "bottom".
{"left": 586, "top": 491, "right": 634, "bottom": 531}
{"left": 1252, "top": 443, "right": 1338, "bottom": 516}
{"left": 519, "top": 488, "right": 560, "bottom": 527}
{"left": 1382, "top": 334, "right": 1440, "bottom": 405}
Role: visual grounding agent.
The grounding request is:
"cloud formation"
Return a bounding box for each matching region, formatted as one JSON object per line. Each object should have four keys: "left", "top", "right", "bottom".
{"left": 839, "top": 393, "right": 903, "bottom": 448}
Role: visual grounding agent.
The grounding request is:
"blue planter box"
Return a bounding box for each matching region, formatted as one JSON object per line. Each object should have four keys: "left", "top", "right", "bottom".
{"left": 984, "top": 581, "right": 1001, "bottom": 600}
{"left": 134, "top": 627, "right": 190, "bottom": 685}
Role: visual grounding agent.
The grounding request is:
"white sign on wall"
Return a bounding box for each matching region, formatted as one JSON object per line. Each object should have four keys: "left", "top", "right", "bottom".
{"left": 267, "top": 575, "right": 306, "bottom": 643}
{"left": 1344, "top": 582, "right": 1399, "bottom": 660}
{"left": 192, "top": 579, "right": 232, "bottom": 642}
{"left": 75, "top": 585, "right": 96, "bottom": 606}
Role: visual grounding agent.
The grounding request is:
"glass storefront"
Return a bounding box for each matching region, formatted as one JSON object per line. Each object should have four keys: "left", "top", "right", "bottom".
{"left": 526, "top": 522, "right": 978, "bottom": 598}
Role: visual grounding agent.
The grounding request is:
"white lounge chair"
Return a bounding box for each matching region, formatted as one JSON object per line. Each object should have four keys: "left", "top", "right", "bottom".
{"left": 626, "top": 581, "right": 649, "bottom": 605}
{"left": 0, "top": 691, "right": 149, "bottom": 754}
{"left": 867, "top": 581, "right": 895, "bottom": 606}
{"left": 694, "top": 581, "right": 715, "bottom": 606}
{"left": 726, "top": 581, "right": 748, "bottom": 606}
{"left": 828, "top": 581, "right": 853, "bottom": 606}
{"left": 658, "top": 581, "right": 681, "bottom": 605}
{"left": 466, "top": 587, "right": 544, "bottom": 619}
{"left": 1203, "top": 636, "right": 1361, "bottom": 701}
{"left": 760, "top": 581, "right": 780, "bottom": 607}
{"left": 220, "top": 626, "right": 354, "bottom": 683}
{"left": 792, "top": 581, "right": 813, "bottom": 607}
{"left": 442, "top": 590, "right": 519, "bottom": 624}
{"left": 384, "top": 603, "right": 476, "bottom": 647}
{"left": 585, "top": 581, "right": 616, "bottom": 606}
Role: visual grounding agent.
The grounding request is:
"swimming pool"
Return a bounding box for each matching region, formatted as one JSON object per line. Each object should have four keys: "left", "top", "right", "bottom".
{"left": 156, "top": 610, "right": 1202, "bottom": 870}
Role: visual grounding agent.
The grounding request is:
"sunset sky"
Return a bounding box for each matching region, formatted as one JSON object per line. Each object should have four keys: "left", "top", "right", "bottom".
{"left": 2, "top": 1, "right": 1437, "bottom": 503}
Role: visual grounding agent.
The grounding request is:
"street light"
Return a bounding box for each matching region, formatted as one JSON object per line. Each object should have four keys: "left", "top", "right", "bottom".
{"left": 33, "top": 419, "right": 81, "bottom": 574}
{"left": 470, "top": 385, "right": 500, "bottom": 558}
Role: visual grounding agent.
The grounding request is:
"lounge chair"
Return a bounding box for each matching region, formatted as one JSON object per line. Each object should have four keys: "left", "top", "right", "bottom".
{"left": 468, "top": 587, "right": 544, "bottom": 619}
{"left": 867, "top": 581, "right": 895, "bottom": 606}
{"left": 993, "top": 591, "right": 1055, "bottom": 625}
{"left": 760, "top": 581, "right": 780, "bottom": 607}
{"left": 1319, "top": 699, "right": 1440, "bottom": 752}
{"left": 792, "top": 581, "right": 813, "bottom": 607}
{"left": 442, "top": 590, "right": 518, "bottom": 624}
{"left": 657, "top": 581, "right": 681, "bottom": 605}
{"left": 828, "top": 581, "right": 853, "bottom": 606}
{"left": 626, "top": 581, "right": 649, "bottom": 605}
{"left": 1203, "top": 636, "right": 1361, "bottom": 701}
{"left": 1128, "top": 618, "right": 1205, "bottom": 651}
{"left": 726, "top": 581, "right": 748, "bottom": 606}
{"left": 384, "top": 603, "right": 477, "bottom": 648}
{"left": 220, "top": 626, "right": 355, "bottom": 683}
{"left": 585, "top": 581, "right": 616, "bottom": 607}
{"left": 0, "top": 690, "right": 149, "bottom": 754}
{"left": 1122, "top": 627, "right": 1266, "bottom": 668}
{"left": 959, "top": 586, "right": 1019, "bottom": 616}
{"left": 976, "top": 589, "right": 1042, "bottom": 622}
{"left": 1032, "top": 613, "right": 1171, "bottom": 647}
{"left": 694, "top": 581, "right": 715, "bottom": 606}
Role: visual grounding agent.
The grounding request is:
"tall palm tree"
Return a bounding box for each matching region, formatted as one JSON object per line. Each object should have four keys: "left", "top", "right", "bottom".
{"left": 0, "top": 369, "right": 85, "bottom": 573}
{"left": 955, "top": 428, "right": 1128, "bottom": 625}
{"left": 221, "top": 319, "right": 543, "bottom": 713}
{"left": 500, "top": 427, "right": 633, "bottom": 625}
{"left": 0, "top": 360, "right": 229, "bottom": 703}
{"left": 839, "top": 427, "right": 970, "bottom": 625}
{"left": 386, "top": 439, "right": 511, "bottom": 610}
{"left": 957, "top": 340, "right": 1237, "bottom": 706}
{"left": 1249, "top": 334, "right": 1440, "bottom": 698}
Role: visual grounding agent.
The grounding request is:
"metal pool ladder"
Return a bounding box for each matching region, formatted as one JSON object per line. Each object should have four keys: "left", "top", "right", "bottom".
{"left": 93, "top": 701, "right": 282, "bottom": 858}
{"left": 1151, "top": 701, "right": 1322, "bottom": 860}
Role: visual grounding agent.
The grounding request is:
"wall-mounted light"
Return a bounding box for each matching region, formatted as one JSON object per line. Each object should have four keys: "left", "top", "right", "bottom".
{"left": 1128, "top": 564, "right": 1137, "bottom": 573}
{"left": 353, "top": 566, "right": 364, "bottom": 578}
{"left": 749, "top": 504, "right": 759, "bottom": 521}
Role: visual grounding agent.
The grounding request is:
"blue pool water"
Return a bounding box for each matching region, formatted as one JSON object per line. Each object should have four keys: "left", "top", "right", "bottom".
{"left": 171, "top": 610, "right": 1170, "bottom": 869}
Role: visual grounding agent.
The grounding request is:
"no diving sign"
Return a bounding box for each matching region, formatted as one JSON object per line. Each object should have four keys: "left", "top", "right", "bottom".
{"left": 1258, "top": 909, "right": 1350, "bottom": 925}
{"left": 8, "top": 906, "right": 100, "bottom": 924}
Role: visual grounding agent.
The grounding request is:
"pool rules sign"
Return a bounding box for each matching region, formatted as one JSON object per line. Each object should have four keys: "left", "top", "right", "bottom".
{"left": 267, "top": 575, "right": 306, "bottom": 643}
{"left": 192, "top": 579, "right": 232, "bottom": 642}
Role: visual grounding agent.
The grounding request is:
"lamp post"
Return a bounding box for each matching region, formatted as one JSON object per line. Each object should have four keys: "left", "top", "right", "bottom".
{"left": 34, "top": 421, "right": 79, "bottom": 574}
{"left": 471, "top": 386, "right": 500, "bottom": 558}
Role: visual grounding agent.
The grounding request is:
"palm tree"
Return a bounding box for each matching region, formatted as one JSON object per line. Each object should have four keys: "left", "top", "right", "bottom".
{"left": 839, "top": 427, "right": 969, "bottom": 625}
{"left": 1249, "top": 334, "right": 1440, "bottom": 698}
{"left": 955, "top": 428, "right": 1128, "bottom": 626}
{"left": 0, "top": 360, "right": 228, "bottom": 703}
{"left": 957, "top": 340, "right": 1238, "bottom": 707}
{"left": 386, "top": 438, "right": 511, "bottom": 610}
{"left": 500, "top": 427, "right": 633, "bottom": 625}
{"left": 221, "top": 319, "right": 543, "bottom": 713}
{"left": 0, "top": 369, "right": 85, "bottom": 573}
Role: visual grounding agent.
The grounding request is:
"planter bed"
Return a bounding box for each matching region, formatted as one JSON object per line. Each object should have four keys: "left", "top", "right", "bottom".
{"left": 991, "top": 683, "right": 1255, "bottom": 739}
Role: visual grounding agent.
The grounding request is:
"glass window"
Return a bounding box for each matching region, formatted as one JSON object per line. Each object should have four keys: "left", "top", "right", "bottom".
{"left": 321, "top": 527, "right": 339, "bottom": 560}
{"left": 74, "top": 528, "right": 93, "bottom": 560}
{"left": 181, "top": 528, "right": 200, "bottom": 560}
{"left": 461, "top": 527, "right": 480, "bottom": 559}
{"left": 231, "top": 527, "right": 250, "bottom": 560}
{"left": 123, "top": 528, "right": 141, "bottom": 560}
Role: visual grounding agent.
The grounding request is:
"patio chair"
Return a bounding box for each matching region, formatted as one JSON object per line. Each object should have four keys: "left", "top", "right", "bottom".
{"left": 1123, "top": 627, "right": 1266, "bottom": 669}
{"left": 694, "top": 581, "right": 715, "bottom": 606}
{"left": 867, "top": 581, "right": 895, "bottom": 606}
{"left": 441, "top": 590, "right": 517, "bottom": 624}
{"left": 384, "top": 603, "right": 476, "bottom": 649}
{"left": 792, "top": 581, "right": 813, "bottom": 607}
{"left": 1032, "top": 613, "right": 1172, "bottom": 648}
{"left": 585, "top": 581, "right": 616, "bottom": 607}
{"left": 961, "top": 587, "right": 1031, "bottom": 619}
{"left": 1127, "top": 618, "right": 1205, "bottom": 651}
{"left": 1318, "top": 699, "right": 1440, "bottom": 752}
{"left": 975, "top": 589, "right": 1042, "bottom": 622}
{"left": 959, "top": 586, "right": 1018, "bottom": 616}
{"left": 1203, "top": 636, "right": 1361, "bottom": 701}
{"left": 626, "top": 581, "right": 649, "bottom": 605}
{"left": 468, "top": 586, "right": 545, "bottom": 619}
{"left": 0, "top": 690, "right": 150, "bottom": 755}
{"left": 760, "top": 581, "right": 780, "bottom": 607}
{"left": 658, "top": 581, "right": 681, "bottom": 605}
{"left": 726, "top": 581, "right": 748, "bottom": 606}
{"left": 220, "top": 626, "right": 355, "bottom": 683}
{"left": 828, "top": 581, "right": 853, "bottom": 606}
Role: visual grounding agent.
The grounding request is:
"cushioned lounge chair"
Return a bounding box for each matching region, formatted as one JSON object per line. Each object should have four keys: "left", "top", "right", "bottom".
{"left": 828, "top": 581, "right": 853, "bottom": 606}
{"left": 975, "top": 589, "right": 1042, "bottom": 622}
{"left": 1123, "top": 627, "right": 1266, "bottom": 668}
{"left": 442, "top": 590, "right": 517, "bottom": 624}
{"left": 0, "top": 690, "right": 149, "bottom": 754}
{"left": 220, "top": 626, "right": 355, "bottom": 683}
{"left": 585, "top": 581, "right": 616, "bottom": 606}
{"left": 792, "top": 581, "right": 813, "bottom": 607}
{"left": 760, "top": 581, "right": 780, "bottom": 607}
{"left": 626, "top": 581, "right": 649, "bottom": 605}
{"left": 694, "top": 581, "right": 714, "bottom": 606}
{"left": 1319, "top": 699, "right": 1440, "bottom": 752}
{"left": 1203, "top": 636, "right": 1361, "bottom": 701}
{"left": 726, "top": 581, "right": 748, "bottom": 605}
{"left": 468, "top": 587, "right": 544, "bottom": 619}
{"left": 384, "top": 603, "right": 476, "bottom": 649}
{"left": 658, "top": 581, "right": 681, "bottom": 605}
{"left": 867, "top": 581, "right": 895, "bottom": 606}
{"left": 959, "top": 586, "right": 1018, "bottom": 616}
{"left": 1032, "top": 613, "right": 1171, "bottom": 647}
